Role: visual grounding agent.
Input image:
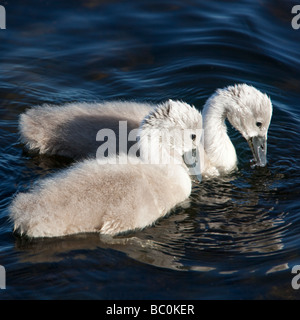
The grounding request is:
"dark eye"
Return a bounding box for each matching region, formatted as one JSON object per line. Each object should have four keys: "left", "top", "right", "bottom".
{"left": 256, "top": 121, "right": 262, "bottom": 128}
{"left": 191, "top": 134, "right": 196, "bottom": 141}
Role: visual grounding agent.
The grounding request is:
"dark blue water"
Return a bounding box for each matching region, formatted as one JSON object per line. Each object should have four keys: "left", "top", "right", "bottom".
{"left": 1, "top": 0, "right": 300, "bottom": 299}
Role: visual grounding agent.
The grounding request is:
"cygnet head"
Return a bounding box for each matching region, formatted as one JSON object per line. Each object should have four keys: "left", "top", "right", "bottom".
{"left": 139, "top": 99, "right": 203, "bottom": 178}
{"left": 218, "top": 84, "right": 272, "bottom": 167}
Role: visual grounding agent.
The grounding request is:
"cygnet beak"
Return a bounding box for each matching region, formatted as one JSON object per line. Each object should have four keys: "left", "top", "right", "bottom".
{"left": 247, "top": 135, "right": 267, "bottom": 167}
{"left": 183, "top": 148, "right": 202, "bottom": 182}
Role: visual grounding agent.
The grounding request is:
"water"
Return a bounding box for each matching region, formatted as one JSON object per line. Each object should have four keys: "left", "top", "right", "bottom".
{"left": 0, "top": 0, "right": 300, "bottom": 299}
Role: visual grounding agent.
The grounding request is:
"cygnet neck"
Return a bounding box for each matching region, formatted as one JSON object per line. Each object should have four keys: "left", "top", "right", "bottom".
{"left": 202, "top": 92, "right": 237, "bottom": 173}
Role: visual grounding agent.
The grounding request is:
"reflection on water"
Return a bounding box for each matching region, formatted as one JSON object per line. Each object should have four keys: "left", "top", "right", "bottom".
{"left": 1, "top": 0, "right": 300, "bottom": 299}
